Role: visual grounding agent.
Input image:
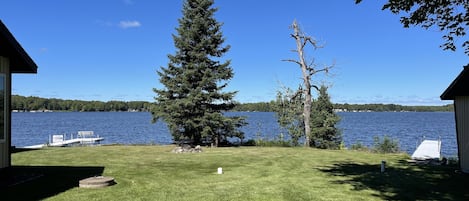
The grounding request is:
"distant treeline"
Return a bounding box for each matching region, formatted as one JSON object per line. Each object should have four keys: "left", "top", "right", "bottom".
{"left": 333, "top": 103, "right": 454, "bottom": 112}
{"left": 12, "top": 95, "right": 454, "bottom": 112}
{"left": 12, "top": 95, "right": 153, "bottom": 112}
{"left": 232, "top": 102, "right": 274, "bottom": 112}
{"left": 232, "top": 102, "right": 454, "bottom": 112}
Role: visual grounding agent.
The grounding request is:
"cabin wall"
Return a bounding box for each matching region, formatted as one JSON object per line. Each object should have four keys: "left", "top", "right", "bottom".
{"left": 455, "top": 96, "right": 469, "bottom": 173}
{"left": 0, "top": 56, "right": 9, "bottom": 169}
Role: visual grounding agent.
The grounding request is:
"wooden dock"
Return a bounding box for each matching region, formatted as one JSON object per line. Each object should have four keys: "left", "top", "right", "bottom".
{"left": 411, "top": 140, "right": 441, "bottom": 160}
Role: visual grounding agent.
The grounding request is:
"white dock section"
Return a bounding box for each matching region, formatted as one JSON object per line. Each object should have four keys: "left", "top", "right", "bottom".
{"left": 48, "top": 137, "right": 104, "bottom": 147}
{"left": 22, "top": 131, "right": 104, "bottom": 149}
{"left": 23, "top": 144, "right": 47, "bottom": 149}
{"left": 411, "top": 140, "right": 441, "bottom": 160}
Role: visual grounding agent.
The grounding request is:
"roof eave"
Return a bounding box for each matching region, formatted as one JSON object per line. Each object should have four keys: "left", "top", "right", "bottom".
{"left": 441, "top": 65, "right": 469, "bottom": 100}
{"left": 0, "top": 20, "right": 38, "bottom": 74}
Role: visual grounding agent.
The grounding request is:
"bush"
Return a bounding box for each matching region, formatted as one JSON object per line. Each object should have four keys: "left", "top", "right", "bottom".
{"left": 242, "top": 139, "right": 257, "bottom": 146}
{"left": 446, "top": 157, "right": 459, "bottom": 166}
{"left": 339, "top": 141, "right": 346, "bottom": 150}
{"left": 254, "top": 139, "right": 292, "bottom": 147}
{"left": 350, "top": 141, "right": 368, "bottom": 151}
{"left": 242, "top": 138, "right": 292, "bottom": 147}
{"left": 372, "top": 135, "right": 400, "bottom": 154}
{"left": 243, "top": 132, "right": 293, "bottom": 147}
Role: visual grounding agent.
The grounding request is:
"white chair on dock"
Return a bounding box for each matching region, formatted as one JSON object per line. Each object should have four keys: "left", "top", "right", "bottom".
{"left": 77, "top": 131, "right": 104, "bottom": 145}
{"left": 78, "top": 131, "right": 94, "bottom": 138}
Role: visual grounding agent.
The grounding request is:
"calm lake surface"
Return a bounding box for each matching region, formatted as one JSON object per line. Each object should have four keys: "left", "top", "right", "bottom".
{"left": 12, "top": 112, "right": 457, "bottom": 157}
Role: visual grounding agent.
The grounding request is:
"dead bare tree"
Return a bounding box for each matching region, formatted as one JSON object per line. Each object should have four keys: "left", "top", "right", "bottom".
{"left": 283, "top": 20, "right": 334, "bottom": 147}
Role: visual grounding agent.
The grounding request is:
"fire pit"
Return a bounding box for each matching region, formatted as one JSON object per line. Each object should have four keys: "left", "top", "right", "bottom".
{"left": 79, "top": 176, "right": 115, "bottom": 188}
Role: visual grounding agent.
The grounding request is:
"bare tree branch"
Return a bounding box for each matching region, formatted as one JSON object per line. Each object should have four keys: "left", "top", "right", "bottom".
{"left": 301, "top": 37, "right": 309, "bottom": 49}
{"left": 282, "top": 59, "right": 302, "bottom": 66}
{"left": 312, "top": 84, "right": 320, "bottom": 92}
{"left": 310, "top": 61, "right": 335, "bottom": 76}
{"left": 290, "top": 88, "right": 303, "bottom": 101}
{"left": 307, "top": 37, "right": 324, "bottom": 49}
{"left": 308, "top": 60, "right": 316, "bottom": 69}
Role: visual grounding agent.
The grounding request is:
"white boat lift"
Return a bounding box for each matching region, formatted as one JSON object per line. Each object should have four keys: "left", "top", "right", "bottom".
{"left": 23, "top": 131, "right": 104, "bottom": 149}
{"left": 411, "top": 139, "right": 441, "bottom": 160}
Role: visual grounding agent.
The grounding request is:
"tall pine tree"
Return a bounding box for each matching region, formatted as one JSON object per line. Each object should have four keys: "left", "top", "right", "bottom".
{"left": 310, "top": 85, "right": 342, "bottom": 149}
{"left": 152, "top": 0, "right": 245, "bottom": 146}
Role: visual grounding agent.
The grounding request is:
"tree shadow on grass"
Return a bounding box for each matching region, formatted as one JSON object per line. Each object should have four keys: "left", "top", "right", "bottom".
{"left": 0, "top": 165, "right": 105, "bottom": 201}
{"left": 319, "top": 160, "right": 469, "bottom": 200}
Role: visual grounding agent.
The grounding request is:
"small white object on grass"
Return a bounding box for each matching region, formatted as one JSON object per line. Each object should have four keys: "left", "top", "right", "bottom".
{"left": 217, "top": 167, "right": 223, "bottom": 174}
{"left": 381, "top": 160, "right": 386, "bottom": 173}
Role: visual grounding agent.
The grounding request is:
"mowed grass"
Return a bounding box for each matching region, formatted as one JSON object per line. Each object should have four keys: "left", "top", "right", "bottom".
{"left": 3, "top": 146, "right": 468, "bottom": 201}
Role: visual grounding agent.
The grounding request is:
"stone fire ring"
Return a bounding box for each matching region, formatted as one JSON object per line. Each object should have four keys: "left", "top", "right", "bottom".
{"left": 79, "top": 176, "right": 115, "bottom": 188}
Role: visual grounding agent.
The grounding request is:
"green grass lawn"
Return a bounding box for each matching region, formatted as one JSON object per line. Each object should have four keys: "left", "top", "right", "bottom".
{"left": 2, "top": 146, "right": 468, "bottom": 201}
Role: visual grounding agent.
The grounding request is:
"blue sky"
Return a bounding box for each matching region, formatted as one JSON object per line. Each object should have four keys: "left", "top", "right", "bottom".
{"left": 1, "top": 0, "right": 467, "bottom": 105}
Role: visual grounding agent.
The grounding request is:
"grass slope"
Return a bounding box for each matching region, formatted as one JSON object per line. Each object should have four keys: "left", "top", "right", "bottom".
{"left": 2, "top": 146, "right": 468, "bottom": 201}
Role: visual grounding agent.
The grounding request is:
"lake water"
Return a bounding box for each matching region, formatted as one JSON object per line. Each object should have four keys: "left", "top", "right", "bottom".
{"left": 12, "top": 112, "right": 457, "bottom": 157}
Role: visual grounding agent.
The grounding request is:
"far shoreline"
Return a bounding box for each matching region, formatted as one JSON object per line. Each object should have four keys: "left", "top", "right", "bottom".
{"left": 12, "top": 110, "right": 454, "bottom": 113}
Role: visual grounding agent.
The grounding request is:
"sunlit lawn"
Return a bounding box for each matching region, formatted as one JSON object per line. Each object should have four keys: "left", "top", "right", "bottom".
{"left": 2, "top": 146, "right": 468, "bottom": 200}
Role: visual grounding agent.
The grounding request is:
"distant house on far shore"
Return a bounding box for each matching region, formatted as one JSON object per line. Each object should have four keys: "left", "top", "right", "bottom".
{"left": 0, "top": 20, "right": 38, "bottom": 169}
{"left": 441, "top": 65, "right": 469, "bottom": 173}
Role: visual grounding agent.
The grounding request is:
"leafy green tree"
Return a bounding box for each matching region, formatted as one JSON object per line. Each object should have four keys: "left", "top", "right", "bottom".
{"left": 275, "top": 86, "right": 304, "bottom": 146}
{"left": 152, "top": 0, "right": 244, "bottom": 146}
{"left": 310, "top": 85, "right": 342, "bottom": 149}
{"left": 356, "top": 0, "right": 469, "bottom": 56}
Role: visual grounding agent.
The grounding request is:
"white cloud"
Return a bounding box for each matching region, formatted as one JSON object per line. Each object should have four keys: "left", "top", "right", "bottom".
{"left": 118, "top": 20, "right": 141, "bottom": 29}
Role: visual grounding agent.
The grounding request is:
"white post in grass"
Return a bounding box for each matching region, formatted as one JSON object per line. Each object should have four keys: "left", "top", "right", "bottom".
{"left": 381, "top": 161, "right": 386, "bottom": 173}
